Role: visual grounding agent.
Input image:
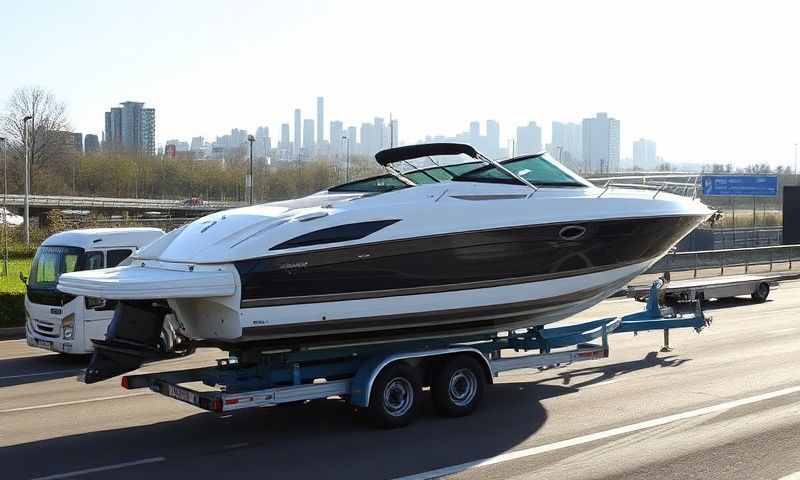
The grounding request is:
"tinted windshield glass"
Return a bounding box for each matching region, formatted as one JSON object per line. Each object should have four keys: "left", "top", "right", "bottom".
{"left": 28, "top": 246, "right": 84, "bottom": 290}
{"left": 327, "top": 174, "right": 408, "bottom": 193}
{"left": 454, "top": 154, "right": 587, "bottom": 187}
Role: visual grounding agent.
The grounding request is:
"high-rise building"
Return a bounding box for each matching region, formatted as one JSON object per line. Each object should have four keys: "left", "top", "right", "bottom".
{"left": 302, "top": 119, "right": 315, "bottom": 157}
{"left": 104, "top": 108, "right": 122, "bottom": 148}
{"left": 293, "top": 109, "right": 302, "bottom": 158}
{"left": 390, "top": 118, "right": 399, "bottom": 148}
{"left": 582, "top": 112, "right": 620, "bottom": 173}
{"left": 515, "top": 121, "right": 542, "bottom": 155}
{"left": 316, "top": 97, "right": 324, "bottom": 146}
{"left": 632, "top": 138, "right": 657, "bottom": 170}
{"left": 190, "top": 136, "right": 205, "bottom": 151}
{"left": 469, "top": 121, "right": 481, "bottom": 148}
{"left": 142, "top": 108, "right": 155, "bottom": 155}
{"left": 330, "top": 120, "right": 344, "bottom": 156}
{"left": 256, "top": 126, "right": 271, "bottom": 159}
{"left": 346, "top": 126, "right": 357, "bottom": 152}
{"left": 84, "top": 134, "right": 99, "bottom": 153}
{"left": 71, "top": 133, "right": 83, "bottom": 153}
{"left": 486, "top": 120, "right": 500, "bottom": 157}
{"left": 550, "top": 121, "right": 582, "bottom": 169}
{"left": 103, "top": 101, "right": 155, "bottom": 154}
{"left": 279, "top": 123, "right": 291, "bottom": 160}
{"left": 360, "top": 123, "right": 374, "bottom": 155}
{"left": 374, "top": 117, "right": 385, "bottom": 152}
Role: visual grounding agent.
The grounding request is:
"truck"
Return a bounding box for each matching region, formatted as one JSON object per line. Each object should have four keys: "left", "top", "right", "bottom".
{"left": 24, "top": 228, "right": 164, "bottom": 354}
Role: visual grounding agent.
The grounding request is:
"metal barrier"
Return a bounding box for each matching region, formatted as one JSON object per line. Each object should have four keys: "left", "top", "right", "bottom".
{"left": 648, "top": 244, "right": 800, "bottom": 277}
{"left": 2, "top": 193, "right": 244, "bottom": 211}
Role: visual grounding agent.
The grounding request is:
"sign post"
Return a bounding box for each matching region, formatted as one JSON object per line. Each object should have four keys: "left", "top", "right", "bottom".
{"left": 702, "top": 175, "right": 778, "bottom": 248}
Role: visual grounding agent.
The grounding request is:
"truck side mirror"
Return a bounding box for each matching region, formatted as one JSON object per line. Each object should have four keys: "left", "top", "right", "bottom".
{"left": 19, "top": 271, "right": 27, "bottom": 285}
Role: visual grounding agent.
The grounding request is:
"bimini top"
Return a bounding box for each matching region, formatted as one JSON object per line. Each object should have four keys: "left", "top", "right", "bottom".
{"left": 375, "top": 143, "right": 478, "bottom": 166}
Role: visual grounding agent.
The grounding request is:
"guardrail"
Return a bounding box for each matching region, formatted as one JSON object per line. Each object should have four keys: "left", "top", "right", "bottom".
{"left": 1, "top": 194, "right": 244, "bottom": 211}
{"left": 648, "top": 244, "right": 800, "bottom": 277}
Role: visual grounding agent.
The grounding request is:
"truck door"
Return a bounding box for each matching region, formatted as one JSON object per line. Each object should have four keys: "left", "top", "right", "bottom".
{"left": 80, "top": 251, "right": 112, "bottom": 349}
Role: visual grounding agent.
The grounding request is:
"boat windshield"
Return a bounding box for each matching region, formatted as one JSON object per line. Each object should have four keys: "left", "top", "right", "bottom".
{"left": 28, "top": 246, "right": 84, "bottom": 291}
{"left": 327, "top": 160, "right": 485, "bottom": 193}
{"left": 453, "top": 153, "right": 590, "bottom": 188}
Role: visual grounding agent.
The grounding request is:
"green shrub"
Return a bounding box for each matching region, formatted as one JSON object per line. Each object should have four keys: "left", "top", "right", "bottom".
{"left": 0, "top": 292, "right": 25, "bottom": 328}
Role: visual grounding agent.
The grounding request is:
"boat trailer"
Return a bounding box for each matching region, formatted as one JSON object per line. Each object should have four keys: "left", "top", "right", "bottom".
{"left": 117, "top": 282, "right": 711, "bottom": 428}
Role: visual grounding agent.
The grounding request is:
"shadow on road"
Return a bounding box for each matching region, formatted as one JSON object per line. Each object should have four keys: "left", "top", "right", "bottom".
{"left": 0, "top": 353, "right": 89, "bottom": 388}
{"left": 541, "top": 351, "right": 691, "bottom": 389}
{"left": 3, "top": 382, "right": 575, "bottom": 480}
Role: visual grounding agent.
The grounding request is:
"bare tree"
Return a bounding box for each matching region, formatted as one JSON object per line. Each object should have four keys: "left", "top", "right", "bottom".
{"left": 0, "top": 87, "right": 70, "bottom": 190}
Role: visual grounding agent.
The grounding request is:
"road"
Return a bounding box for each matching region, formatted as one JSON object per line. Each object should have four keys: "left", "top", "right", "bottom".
{"left": 1, "top": 283, "right": 799, "bottom": 480}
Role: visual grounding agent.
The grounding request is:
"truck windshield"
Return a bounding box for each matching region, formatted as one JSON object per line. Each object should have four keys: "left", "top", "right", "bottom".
{"left": 28, "top": 246, "right": 84, "bottom": 290}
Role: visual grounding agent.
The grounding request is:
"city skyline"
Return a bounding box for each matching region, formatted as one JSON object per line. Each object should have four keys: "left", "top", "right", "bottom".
{"left": 2, "top": 1, "right": 799, "bottom": 166}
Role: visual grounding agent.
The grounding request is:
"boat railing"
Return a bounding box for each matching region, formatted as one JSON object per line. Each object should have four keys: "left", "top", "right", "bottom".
{"left": 587, "top": 174, "right": 701, "bottom": 199}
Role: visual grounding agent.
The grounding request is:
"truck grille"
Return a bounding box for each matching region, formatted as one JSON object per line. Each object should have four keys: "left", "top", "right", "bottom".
{"left": 34, "top": 320, "right": 59, "bottom": 338}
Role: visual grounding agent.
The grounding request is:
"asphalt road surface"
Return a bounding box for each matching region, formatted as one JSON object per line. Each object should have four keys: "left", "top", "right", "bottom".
{"left": 1, "top": 282, "right": 799, "bottom": 480}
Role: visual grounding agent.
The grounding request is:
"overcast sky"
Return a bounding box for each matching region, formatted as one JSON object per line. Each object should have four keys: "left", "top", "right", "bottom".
{"left": 2, "top": 0, "right": 799, "bottom": 165}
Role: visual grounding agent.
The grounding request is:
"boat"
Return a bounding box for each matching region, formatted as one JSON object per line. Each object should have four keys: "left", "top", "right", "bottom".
{"left": 57, "top": 143, "right": 714, "bottom": 383}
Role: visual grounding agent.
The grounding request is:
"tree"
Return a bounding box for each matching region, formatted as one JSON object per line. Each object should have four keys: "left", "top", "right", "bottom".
{"left": 0, "top": 87, "right": 70, "bottom": 191}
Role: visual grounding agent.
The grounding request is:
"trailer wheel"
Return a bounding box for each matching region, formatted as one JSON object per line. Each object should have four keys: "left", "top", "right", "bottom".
{"left": 432, "top": 355, "right": 485, "bottom": 418}
{"left": 368, "top": 362, "right": 421, "bottom": 429}
{"left": 751, "top": 282, "right": 770, "bottom": 303}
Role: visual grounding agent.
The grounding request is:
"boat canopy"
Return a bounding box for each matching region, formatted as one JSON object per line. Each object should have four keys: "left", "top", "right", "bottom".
{"left": 375, "top": 143, "right": 478, "bottom": 166}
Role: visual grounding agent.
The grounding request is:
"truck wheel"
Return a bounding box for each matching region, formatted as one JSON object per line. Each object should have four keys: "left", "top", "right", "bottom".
{"left": 751, "top": 282, "right": 770, "bottom": 303}
{"left": 368, "top": 362, "right": 421, "bottom": 429}
{"left": 432, "top": 355, "right": 485, "bottom": 418}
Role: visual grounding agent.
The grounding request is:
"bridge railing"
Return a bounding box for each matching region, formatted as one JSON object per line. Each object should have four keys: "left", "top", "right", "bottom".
{"left": 648, "top": 244, "right": 800, "bottom": 277}
{"left": 2, "top": 194, "right": 244, "bottom": 211}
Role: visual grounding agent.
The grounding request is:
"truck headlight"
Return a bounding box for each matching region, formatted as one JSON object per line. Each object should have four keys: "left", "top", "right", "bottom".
{"left": 62, "top": 313, "right": 75, "bottom": 340}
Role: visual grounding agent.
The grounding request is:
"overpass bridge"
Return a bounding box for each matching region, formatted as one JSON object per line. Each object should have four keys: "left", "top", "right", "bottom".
{"left": 2, "top": 194, "right": 244, "bottom": 214}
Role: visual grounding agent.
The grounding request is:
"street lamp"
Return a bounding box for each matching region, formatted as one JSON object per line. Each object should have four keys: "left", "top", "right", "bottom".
{"left": 0, "top": 136, "right": 7, "bottom": 276}
{"left": 247, "top": 135, "right": 255, "bottom": 205}
{"left": 794, "top": 143, "right": 798, "bottom": 186}
{"left": 342, "top": 135, "right": 350, "bottom": 182}
{"left": 23, "top": 115, "right": 32, "bottom": 245}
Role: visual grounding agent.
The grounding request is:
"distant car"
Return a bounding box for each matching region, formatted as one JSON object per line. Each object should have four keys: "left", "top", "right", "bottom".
{"left": 182, "top": 197, "right": 205, "bottom": 206}
{"left": 0, "top": 207, "right": 23, "bottom": 226}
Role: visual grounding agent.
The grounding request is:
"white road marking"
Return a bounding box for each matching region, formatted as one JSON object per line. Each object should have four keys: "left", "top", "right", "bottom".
{"left": 30, "top": 457, "right": 165, "bottom": 480}
{"left": 0, "top": 369, "right": 78, "bottom": 380}
{"left": 394, "top": 385, "right": 800, "bottom": 480}
{"left": 0, "top": 391, "right": 152, "bottom": 413}
{"left": 778, "top": 472, "right": 800, "bottom": 480}
{"left": 580, "top": 379, "right": 621, "bottom": 389}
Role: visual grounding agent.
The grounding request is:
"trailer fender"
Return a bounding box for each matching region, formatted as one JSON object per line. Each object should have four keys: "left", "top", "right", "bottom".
{"left": 350, "top": 347, "right": 492, "bottom": 408}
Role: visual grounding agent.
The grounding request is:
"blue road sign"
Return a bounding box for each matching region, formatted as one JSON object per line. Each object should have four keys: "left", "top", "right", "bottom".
{"left": 702, "top": 175, "right": 778, "bottom": 197}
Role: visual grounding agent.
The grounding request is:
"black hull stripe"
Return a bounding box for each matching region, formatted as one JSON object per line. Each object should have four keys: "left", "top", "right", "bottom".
{"left": 235, "top": 215, "right": 705, "bottom": 308}
{"left": 240, "top": 258, "right": 645, "bottom": 308}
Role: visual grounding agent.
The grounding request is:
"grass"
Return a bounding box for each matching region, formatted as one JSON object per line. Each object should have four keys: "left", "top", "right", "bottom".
{"left": 0, "top": 257, "right": 32, "bottom": 328}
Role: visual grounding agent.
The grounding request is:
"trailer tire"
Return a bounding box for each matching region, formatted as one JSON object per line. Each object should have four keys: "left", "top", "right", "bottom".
{"left": 751, "top": 282, "right": 770, "bottom": 303}
{"left": 432, "top": 355, "right": 485, "bottom": 418}
{"left": 368, "top": 362, "right": 422, "bottom": 429}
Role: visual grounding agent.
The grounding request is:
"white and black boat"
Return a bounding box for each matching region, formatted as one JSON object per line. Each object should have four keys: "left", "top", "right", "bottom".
{"left": 58, "top": 143, "right": 713, "bottom": 382}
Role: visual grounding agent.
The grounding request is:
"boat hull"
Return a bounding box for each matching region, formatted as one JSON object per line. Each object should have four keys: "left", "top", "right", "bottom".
{"left": 208, "top": 256, "right": 651, "bottom": 350}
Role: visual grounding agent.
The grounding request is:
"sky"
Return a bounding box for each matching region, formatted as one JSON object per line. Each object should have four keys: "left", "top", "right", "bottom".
{"left": 1, "top": 0, "right": 799, "bottom": 166}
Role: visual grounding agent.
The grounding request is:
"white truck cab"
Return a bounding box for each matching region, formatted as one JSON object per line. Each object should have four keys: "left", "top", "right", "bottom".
{"left": 24, "top": 227, "right": 164, "bottom": 354}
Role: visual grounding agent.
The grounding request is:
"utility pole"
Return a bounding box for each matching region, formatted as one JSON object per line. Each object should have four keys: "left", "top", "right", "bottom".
{"left": 23, "top": 115, "right": 32, "bottom": 245}
{"left": 794, "top": 143, "right": 798, "bottom": 185}
{"left": 342, "top": 135, "right": 351, "bottom": 182}
{"left": 247, "top": 135, "right": 255, "bottom": 205}
{"left": 0, "top": 137, "right": 7, "bottom": 276}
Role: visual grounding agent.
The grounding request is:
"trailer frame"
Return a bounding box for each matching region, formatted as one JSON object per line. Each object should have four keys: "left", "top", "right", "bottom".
{"left": 119, "top": 285, "right": 711, "bottom": 428}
